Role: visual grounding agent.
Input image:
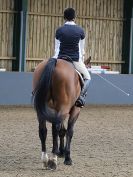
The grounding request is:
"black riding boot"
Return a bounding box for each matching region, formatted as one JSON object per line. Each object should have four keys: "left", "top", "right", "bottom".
{"left": 75, "top": 79, "right": 90, "bottom": 108}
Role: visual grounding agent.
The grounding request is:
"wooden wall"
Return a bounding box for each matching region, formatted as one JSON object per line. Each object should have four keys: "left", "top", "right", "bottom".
{"left": 0, "top": 0, "right": 15, "bottom": 71}
{"left": 26, "top": 0, "right": 124, "bottom": 72}
{"left": 0, "top": 0, "right": 125, "bottom": 72}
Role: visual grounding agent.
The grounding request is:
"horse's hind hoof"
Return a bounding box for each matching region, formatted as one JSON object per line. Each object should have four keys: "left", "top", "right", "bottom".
{"left": 42, "top": 161, "right": 48, "bottom": 169}
{"left": 47, "top": 159, "right": 57, "bottom": 170}
{"left": 64, "top": 159, "right": 73, "bottom": 165}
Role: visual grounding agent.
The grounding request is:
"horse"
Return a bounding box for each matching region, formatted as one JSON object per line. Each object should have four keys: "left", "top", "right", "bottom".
{"left": 32, "top": 56, "right": 91, "bottom": 170}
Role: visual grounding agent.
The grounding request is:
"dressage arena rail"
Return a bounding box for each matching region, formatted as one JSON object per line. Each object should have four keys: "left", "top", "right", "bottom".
{"left": 0, "top": 72, "right": 133, "bottom": 105}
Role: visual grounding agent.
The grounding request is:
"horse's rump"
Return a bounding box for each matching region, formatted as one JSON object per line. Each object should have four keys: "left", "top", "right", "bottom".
{"left": 33, "top": 58, "right": 80, "bottom": 123}
{"left": 52, "top": 59, "right": 80, "bottom": 106}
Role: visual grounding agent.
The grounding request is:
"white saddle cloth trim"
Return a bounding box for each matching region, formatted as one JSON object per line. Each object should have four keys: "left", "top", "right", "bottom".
{"left": 75, "top": 69, "right": 84, "bottom": 86}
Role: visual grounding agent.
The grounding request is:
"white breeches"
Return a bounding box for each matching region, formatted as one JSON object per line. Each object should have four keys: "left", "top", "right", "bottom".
{"left": 73, "top": 60, "right": 91, "bottom": 80}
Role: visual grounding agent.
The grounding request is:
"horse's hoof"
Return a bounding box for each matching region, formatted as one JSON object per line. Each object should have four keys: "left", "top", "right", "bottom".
{"left": 47, "top": 159, "right": 57, "bottom": 170}
{"left": 64, "top": 159, "right": 73, "bottom": 165}
{"left": 41, "top": 152, "right": 48, "bottom": 168}
{"left": 42, "top": 161, "right": 48, "bottom": 168}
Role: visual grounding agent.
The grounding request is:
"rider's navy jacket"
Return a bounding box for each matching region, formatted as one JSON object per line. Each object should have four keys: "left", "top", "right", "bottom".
{"left": 53, "top": 21, "right": 85, "bottom": 62}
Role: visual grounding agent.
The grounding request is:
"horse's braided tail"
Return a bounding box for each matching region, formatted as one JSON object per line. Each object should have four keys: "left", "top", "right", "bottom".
{"left": 33, "top": 58, "right": 60, "bottom": 123}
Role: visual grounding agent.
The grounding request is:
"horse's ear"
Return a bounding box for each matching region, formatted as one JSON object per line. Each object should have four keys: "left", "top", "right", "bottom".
{"left": 84, "top": 56, "right": 91, "bottom": 64}
{"left": 84, "top": 56, "right": 91, "bottom": 68}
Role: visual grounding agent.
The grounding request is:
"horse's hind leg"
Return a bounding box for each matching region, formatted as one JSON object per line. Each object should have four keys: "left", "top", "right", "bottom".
{"left": 38, "top": 118, "right": 48, "bottom": 168}
{"left": 64, "top": 106, "right": 80, "bottom": 165}
{"left": 52, "top": 123, "right": 59, "bottom": 155}
{"left": 47, "top": 123, "right": 58, "bottom": 170}
{"left": 58, "top": 123, "right": 66, "bottom": 157}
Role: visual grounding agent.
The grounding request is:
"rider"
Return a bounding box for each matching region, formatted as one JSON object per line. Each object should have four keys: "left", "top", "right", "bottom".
{"left": 53, "top": 7, "right": 91, "bottom": 107}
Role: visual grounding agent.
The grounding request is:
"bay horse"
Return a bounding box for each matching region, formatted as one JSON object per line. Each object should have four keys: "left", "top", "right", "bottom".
{"left": 33, "top": 57, "right": 91, "bottom": 170}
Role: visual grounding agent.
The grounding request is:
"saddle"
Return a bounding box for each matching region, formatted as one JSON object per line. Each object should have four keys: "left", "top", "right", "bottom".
{"left": 58, "top": 55, "right": 84, "bottom": 88}
{"left": 58, "top": 55, "right": 73, "bottom": 63}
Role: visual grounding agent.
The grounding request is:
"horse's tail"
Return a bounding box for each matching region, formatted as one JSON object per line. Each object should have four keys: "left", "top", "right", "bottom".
{"left": 33, "top": 58, "right": 60, "bottom": 124}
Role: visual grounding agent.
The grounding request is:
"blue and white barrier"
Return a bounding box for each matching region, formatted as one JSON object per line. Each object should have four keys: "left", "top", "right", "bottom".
{"left": 0, "top": 72, "right": 133, "bottom": 105}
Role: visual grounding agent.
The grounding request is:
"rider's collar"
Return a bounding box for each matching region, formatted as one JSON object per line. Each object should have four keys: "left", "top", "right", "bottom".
{"left": 65, "top": 21, "right": 76, "bottom": 25}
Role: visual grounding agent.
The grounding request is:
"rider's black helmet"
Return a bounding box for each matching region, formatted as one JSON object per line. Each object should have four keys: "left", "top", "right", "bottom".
{"left": 64, "top": 8, "right": 76, "bottom": 21}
